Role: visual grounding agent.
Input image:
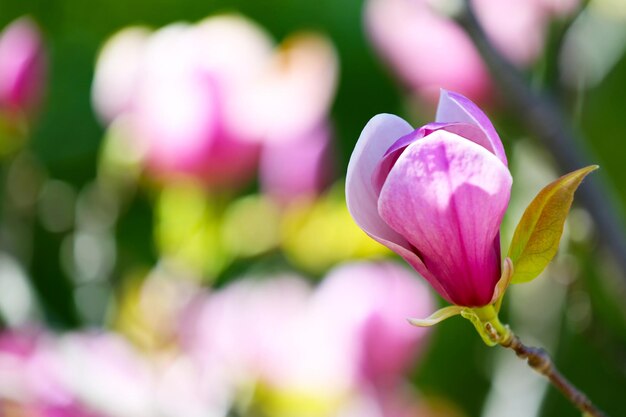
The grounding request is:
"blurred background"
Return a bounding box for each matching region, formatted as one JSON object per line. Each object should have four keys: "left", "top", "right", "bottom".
{"left": 1, "top": 0, "right": 626, "bottom": 416}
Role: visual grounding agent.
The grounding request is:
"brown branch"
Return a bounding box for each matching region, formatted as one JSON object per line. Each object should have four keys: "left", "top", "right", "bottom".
{"left": 455, "top": 0, "right": 626, "bottom": 280}
{"left": 500, "top": 334, "right": 608, "bottom": 417}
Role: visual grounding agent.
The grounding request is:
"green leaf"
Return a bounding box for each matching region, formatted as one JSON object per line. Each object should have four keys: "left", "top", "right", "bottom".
{"left": 407, "top": 305, "right": 465, "bottom": 327}
{"left": 507, "top": 165, "right": 598, "bottom": 283}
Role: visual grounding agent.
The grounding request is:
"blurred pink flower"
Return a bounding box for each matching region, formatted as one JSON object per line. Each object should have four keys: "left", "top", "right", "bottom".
{"left": 259, "top": 124, "right": 334, "bottom": 202}
{"left": 233, "top": 32, "right": 339, "bottom": 143}
{"left": 0, "top": 16, "right": 46, "bottom": 118}
{"left": 538, "top": 0, "right": 580, "bottom": 15}
{"left": 129, "top": 23, "right": 260, "bottom": 187}
{"left": 312, "top": 261, "right": 433, "bottom": 388}
{"left": 181, "top": 274, "right": 313, "bottom": 386}
{"left": 0, "top": 330, "right": 100, "bottom": 417}
{"left": 346, "top": 90, "right": 511, "bottom": 307}
{"left": 91, "top": 27, "right": 151, "bottom": 124}
{"left": 155, "top": 355, "right": 232, "bottom": 417}
{"left": 38, "top": 404, "right": 103, "bottom": 417}
{"left": 365, "top": 0, "right": 580, "bottom": 104}
{"left": 182, "top": 261, "right": 433, "bottom": 405}
{"left": 54, "top": 332, "right": 153, "bottom": 417}
{"left": 0, "top": 261, "right": 435, "bottom": 417}
{"left": 472, "top": 0, "right": 545, "bottom": 66}
{"left": 475, "top": 0, "right": 579, "bottom": 65}
{"left": 92, "top": 16, "right": 338, "bottom": 190}
{"left": 92, "top": 16, "right": 271, "bottom": 188}
{"left": 365, "top": 0, "right": 492, "bottom": 105}
{"left": 253, "top": 33, "right": 339, "bottom": 201}
{"left": 0, "top": 401, "right": 103, "bottom": 417}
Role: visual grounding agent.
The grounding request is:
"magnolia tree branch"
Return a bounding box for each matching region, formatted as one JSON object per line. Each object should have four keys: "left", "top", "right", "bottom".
{"left": 500, "top": 333, "right": 608, "bottom": 417}
{"left": 467, "top": 307, "right": 609, "bottom": 416}
{"left": 475, "top": 307, "right": 609, "bottom": 416}
{"left": 455, "top": 0, "right": 626, "bottom": 279}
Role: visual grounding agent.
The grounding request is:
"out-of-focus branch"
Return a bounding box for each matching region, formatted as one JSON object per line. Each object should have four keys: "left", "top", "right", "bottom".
{"left": 456, "top": 0, "right": 626, "bottom": 279}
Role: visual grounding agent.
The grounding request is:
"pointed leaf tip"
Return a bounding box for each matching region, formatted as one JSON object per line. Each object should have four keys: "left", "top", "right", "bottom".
{"left": 507, "top": 165, "right": 598, "bottom": 283}
{"left": 408, "top": 305, "right": 465, "bottom": 327}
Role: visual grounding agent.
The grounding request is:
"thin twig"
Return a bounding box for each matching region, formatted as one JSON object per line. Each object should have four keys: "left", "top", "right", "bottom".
{"left": 455, "top": 0, "right": 626, "bottom": 280}
{"left": 500, "top": 334, "right": 608, "bottom": 417}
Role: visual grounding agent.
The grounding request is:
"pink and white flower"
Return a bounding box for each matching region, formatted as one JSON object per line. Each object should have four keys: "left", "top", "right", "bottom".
{"left": 346, "top": 90, "right": 511, "bottom": 307}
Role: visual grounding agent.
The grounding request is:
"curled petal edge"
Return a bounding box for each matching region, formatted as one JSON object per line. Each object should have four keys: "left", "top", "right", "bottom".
{"left": 436, "top": 89, "right": 507, "bottom": 166}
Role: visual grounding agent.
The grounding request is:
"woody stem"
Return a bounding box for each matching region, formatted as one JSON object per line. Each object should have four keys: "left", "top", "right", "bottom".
{"left": 499, "top": 332, "right": 608, "bottom": 417}
{"left": 472, "top": 306, "right": 608, "bottom": 416}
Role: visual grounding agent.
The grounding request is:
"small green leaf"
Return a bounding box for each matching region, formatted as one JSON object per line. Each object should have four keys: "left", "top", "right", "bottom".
{"left": 407, "top": 305, "right": 465, "bottom": 327}
{"left": 507, "top": 165, "right": 598, "bottom": 283}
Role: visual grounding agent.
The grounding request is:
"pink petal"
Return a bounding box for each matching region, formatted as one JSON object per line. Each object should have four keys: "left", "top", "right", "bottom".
{"left": 346, "top": 114, "right": 413, "bottom": 247}
{"left": 372, "top": 122, "right": 491, "bottom": 196}
{"left": 346, "top": 115, "right": 452, "bottom": 301}
{"left": 378, "top": 130, "right": 512, "bottom": 306}
{"left": 436, "top": 89, "right": 507, "bottom": 166}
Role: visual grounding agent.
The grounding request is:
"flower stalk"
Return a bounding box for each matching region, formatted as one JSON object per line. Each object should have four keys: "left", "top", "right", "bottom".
{"left": 412, "top": 302, "right": 609, "bottom": 416}
{"left": 467, "top": 306, "right": 609, "bottom": 417}
{"left": 499, "top": 331, "right": 608, "bottom": 417}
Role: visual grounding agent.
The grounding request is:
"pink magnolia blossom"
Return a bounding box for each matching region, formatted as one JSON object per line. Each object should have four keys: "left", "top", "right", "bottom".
{"left": 346, "top": 90, "right": 512, "bottom": 307}
{"left": 0, "top": 17, "right": 46, "bottom": 118}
